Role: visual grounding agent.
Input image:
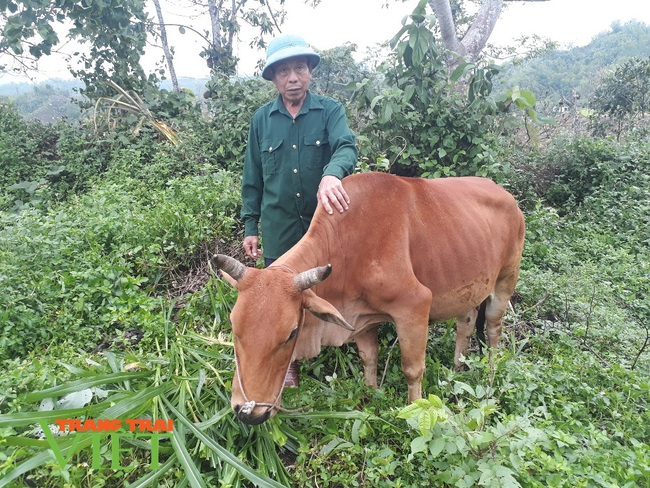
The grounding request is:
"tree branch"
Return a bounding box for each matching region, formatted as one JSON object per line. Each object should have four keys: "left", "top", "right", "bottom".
{"left": 151, "top": 0, "right": 179, "bottom": 91}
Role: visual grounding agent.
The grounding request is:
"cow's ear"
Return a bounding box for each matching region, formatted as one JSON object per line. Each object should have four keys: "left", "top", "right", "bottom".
{"left": 220, "top": 271, "right": 238, "bottom": 289}
{"left": 303, "top": 290, "right": 355, "bottom": 331}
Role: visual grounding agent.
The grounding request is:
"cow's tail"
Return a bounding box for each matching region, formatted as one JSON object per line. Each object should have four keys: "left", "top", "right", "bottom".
{"left": 476, "top": 300, "right": 487, "bottom": 354}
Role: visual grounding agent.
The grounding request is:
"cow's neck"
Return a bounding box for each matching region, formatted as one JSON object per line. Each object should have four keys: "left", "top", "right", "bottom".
{"left": 277, "top": 224, "right": 333, "bottom": 274}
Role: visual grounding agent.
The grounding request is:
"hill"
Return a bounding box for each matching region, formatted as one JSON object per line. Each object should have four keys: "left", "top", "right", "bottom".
{"left": 497, "top": 20, "right": 650, "bottom": 108}
{"left": 0, "top": 77, "right": 209, "bottom": 123}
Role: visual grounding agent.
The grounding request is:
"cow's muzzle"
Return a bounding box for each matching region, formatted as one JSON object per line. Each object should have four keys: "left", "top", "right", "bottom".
{"left": 234, "top": 402, "right": 273, "bottom": 425}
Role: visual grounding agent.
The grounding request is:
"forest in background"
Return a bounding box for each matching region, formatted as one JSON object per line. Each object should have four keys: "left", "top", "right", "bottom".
{"left": 0, "top": 4, "right": 649, "bottom": 487}
{"left": 2, "top": 20, "right": 650, "bottom": 123}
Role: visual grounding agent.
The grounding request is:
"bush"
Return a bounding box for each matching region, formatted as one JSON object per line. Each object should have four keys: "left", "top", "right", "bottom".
{"left": 202, "top": 75, "right": 276, "bottom": 173}
{"left": 508, "top": 136, "right": 650, "bottom": 212}
{"left": 0, "top": 103, "right": 62, "bottom": 207}
{"left": 350, "top": 3, "right": 509, "bottom": 181}
{"left": 397, "top": 347, "right": 649, "bottom": 487}
{"left": 0, "top": 169, "right": 241, "bottom": 360}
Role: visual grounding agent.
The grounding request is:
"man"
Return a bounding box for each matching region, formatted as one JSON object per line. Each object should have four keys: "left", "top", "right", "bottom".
{"left": 241, "top": 34, "right": 358, "bottom": 386}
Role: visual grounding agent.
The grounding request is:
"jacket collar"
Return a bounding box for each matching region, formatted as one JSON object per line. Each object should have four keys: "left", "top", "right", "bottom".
{"left": 269, "top": 91, "right": 323, "bottom": 117}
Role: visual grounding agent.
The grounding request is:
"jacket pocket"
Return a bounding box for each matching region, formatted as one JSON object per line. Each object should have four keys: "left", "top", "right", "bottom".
{"left": 261, "top": 138, "right": 283, "bottom": 176}
{"left": 303, "top": 132, "right": 329, "bottom": 168}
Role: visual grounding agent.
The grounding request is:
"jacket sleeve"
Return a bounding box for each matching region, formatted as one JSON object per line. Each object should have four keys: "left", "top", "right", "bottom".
{"left": 322, "top": 101, "right": 358, "bottom": 179}
{"left": 241, "top": 118, "right": 263, "bottom": 237}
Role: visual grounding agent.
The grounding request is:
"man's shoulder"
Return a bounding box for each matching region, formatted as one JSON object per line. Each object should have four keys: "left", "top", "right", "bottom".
{"left": 253, "top": 98, "right": 276, "bottom": 117}
{"left": 309, "top": 93, "right": 344, "bottom": 111}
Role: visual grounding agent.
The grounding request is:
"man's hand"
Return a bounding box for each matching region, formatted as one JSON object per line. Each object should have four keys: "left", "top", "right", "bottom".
{"left": 318, "top": 175, "right": 350, "bottom": 215}
{"left": 243, "top": 235, "right": 259, "bottom": 259}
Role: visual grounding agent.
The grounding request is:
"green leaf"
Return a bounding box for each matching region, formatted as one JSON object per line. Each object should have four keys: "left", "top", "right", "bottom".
{"left": 370, "top": 94, "right": 383, "bottom": 110}
{"left": 0, "top": 406, "right": 104, "bottom": 428}
{"left": 403, "top": 85, "right": 415, "bottom": 102}
{"left": 23, "top": 371, "right": 152, "bottom": 403}
{"left": 102, "top": 384, "right": 169, "bottom": 419}
{"left": 389, "top": 24, "right": 409, "bottom": 49}
{"left": 427, "top": 394, "right": 443, "bottom": 408}
{"left": 453, "top": 381, "right": 475, "bottom": 397}
{"left": 418, "top": 408, "right": 432, "bottom": 434}
{"left": 519, "top": 89, "right": 536, "bottom": 106}
{"left": 159, "top": 403, "right": 206, "bottom": 488}
{"left": 428, "top": 436, "right": 446, "bottom": 458}
{"left": 451, "top": 62, "right": 474, "bottom": 82}
{"left": 397, "top": 402, "right": 423, "bottom": 419}
{"left": 410, "top": 435, "right": 429, "bottom": 455}
{"left": 320, "top": 438, "right": 354, "bottom": 456}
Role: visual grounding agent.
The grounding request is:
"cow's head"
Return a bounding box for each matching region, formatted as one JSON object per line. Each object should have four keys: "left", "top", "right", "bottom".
{"left": 213, "top": 254, "right": 354, "bottom": 424}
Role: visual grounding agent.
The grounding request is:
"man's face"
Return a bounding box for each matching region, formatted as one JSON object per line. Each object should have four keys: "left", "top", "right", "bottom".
{"left": 271, "top": 56, "right": 312, "bottom": 106}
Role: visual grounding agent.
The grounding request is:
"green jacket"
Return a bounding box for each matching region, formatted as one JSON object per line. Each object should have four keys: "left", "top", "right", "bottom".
{"left": 241, "top": 91, "right": 358, "bottom": 259}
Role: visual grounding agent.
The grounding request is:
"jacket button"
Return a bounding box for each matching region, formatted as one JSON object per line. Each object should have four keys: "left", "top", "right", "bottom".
{"left": 293, "top": 168, "right": 298, "bottom": 173}
{"left": 316, "top": 140, "right": 321, "bottom": 146}
{"left": 296, "top": 193, "right": 301, "bottom": 198}
{"left": 292, "top": 144, "right": 297, "bottom": 149}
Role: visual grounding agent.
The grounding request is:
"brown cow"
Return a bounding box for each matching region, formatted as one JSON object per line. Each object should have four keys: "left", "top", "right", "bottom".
{"left": 215, "top": 173, "right": 525, "bottom": 425}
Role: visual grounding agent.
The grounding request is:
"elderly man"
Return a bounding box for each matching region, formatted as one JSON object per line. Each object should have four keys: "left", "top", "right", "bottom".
{"left": 240, "top": 34, "right": 358, "bottom": 386}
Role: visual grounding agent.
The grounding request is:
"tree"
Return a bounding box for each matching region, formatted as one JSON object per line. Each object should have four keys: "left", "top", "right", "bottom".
{"left": 352, "top": 1, "right": 506, "bottom": 180}
{"left": 152, "top": 0, "right": 179, "bottom": 92}
{"left": 0, "top": 0, "right": 292, "bottom": 94}
{"left": 198, "top": 0, "right": 286, "bottom": 74}
{"left": 0, "top": 0, "right": 152, "bottom": 97}
{"left": 589, "top": 57, "right": 650, "bottom": 139}
{"left": 427, "top": 0, "right": 550, "bottom": 67}
{"left": 309, "top": 43, "right": 371, "bottom": 99}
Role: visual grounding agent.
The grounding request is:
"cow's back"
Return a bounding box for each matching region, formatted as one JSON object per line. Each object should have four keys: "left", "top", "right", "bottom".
{"left": 299, "top": 173, "right": 525, "bottom": 321}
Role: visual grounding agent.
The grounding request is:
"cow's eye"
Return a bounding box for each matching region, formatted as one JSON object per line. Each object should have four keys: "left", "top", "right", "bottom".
{"left": 287, "top": 327, "right": 299, "bottom": 342}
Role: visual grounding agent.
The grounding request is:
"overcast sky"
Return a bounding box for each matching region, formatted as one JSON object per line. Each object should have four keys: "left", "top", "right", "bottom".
{"left": 148, "top": 0, "right": 650, "bottom": 79}
{"left": 3, "top": 0, "right": 650, "bottom": 83}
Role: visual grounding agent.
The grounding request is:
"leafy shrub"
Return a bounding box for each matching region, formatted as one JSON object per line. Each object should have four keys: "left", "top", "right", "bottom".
{"left": 0, "top": 169, "right": 241, "bottom": 360}
{"left": 202, "top": 75, "right": 276, "bottom": 173}
{"left": 350, "top": 3, "right": 508, "bottom": 181}
{"left": 0, "top": 103, "right": 62, "bottom": 206}
{"left": 509, "top": 136, "right": 650, "bottom": 212}
{"left": 589, "top": 56, "right": 650, "bottom": 139}
{"left": 397, "top": 349, "right": 649, "bottom": 487}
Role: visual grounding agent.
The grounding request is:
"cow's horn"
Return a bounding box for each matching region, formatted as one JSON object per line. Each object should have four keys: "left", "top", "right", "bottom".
{"left": 213, "top": 254, "right": 247, "bottom": 281}
{"left": 294, "top": 264, "right": 332, "bottom": 291}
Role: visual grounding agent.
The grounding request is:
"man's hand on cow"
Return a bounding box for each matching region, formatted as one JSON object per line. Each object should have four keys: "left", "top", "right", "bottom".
{"left": 243, "top": 235, "right": 259, "bottom": 259}
{"left": 318, "top": 175, "right": 350, "bottom": 215}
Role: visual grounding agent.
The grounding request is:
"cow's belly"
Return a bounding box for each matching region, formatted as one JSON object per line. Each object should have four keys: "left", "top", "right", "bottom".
{"left": 427, "top": 278, "right": 494, "bottom": 321}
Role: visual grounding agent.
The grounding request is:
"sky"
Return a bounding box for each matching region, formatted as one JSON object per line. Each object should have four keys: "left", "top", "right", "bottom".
{"left": 2, "top": 0, "right": 650, "bottom": 84}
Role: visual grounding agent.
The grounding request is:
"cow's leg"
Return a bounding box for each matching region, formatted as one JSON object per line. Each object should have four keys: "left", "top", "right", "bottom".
{"left": 484, "top": 275, "right": 517, "bottom": 352}
{"left": 392, "top": 288, "right": 432, "bottom": 403}
{"left": 396, "top": 320, "right": 430, "bottom": 402}
{"left": 355, "top": 326, "right": 379, "bottom": 388}
{"left": 454, "top": 306, "right": 480, "bottom": 370}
